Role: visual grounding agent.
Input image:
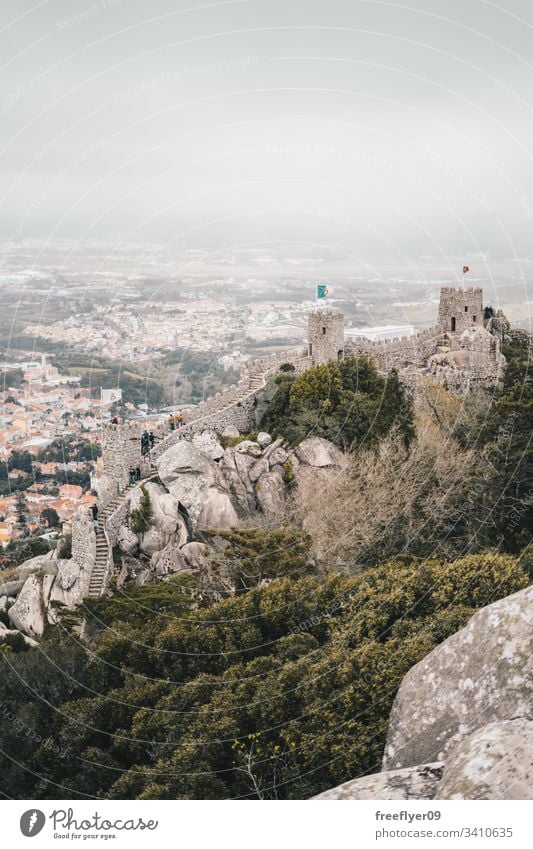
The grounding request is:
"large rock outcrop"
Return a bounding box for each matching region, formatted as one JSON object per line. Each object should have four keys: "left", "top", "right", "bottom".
{"left": 46, "top": 559, "right": 84, "bottom": 611}
{"left": 3, "top": 431, "right": 344, "bottom": 642}
{"left": 8, "top": 574, "right": 46, "bottom": 638}
{"left": 383, "top": 584, "right": 533, "bottom": 770}
{"left": 156, "top": 440, "right": 237, "bottom": 529}
{"left": 314, "top": 585, "right": 533, "bottom": 800}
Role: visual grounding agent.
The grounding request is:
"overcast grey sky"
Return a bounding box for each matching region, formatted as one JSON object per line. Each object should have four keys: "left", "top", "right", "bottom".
{"left": 1, "top": 0, "right": 533, "bottom": 261}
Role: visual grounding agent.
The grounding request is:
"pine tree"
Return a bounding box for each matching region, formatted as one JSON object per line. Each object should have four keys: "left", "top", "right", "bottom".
{"left": 130, "top": 486, "right": 153, "bottom": 537}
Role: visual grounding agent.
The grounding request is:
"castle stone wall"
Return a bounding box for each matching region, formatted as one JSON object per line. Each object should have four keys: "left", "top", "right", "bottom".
{"left": 438, "top": 287, "right": 483, "bottom": 334}
{"left": 308, "top": 310, "right": 345, "bottom": 364}
{"left": 105, "top": 496, "right": 130, "bottom": 549}
{"left": 345, "top": 326, "right": 444, "bottom": 371}
{"left": 71, "top": 506, "right": 96, "bottom": 598}
{"left": 102, "top": 422, "right": 154, "bottom": 491}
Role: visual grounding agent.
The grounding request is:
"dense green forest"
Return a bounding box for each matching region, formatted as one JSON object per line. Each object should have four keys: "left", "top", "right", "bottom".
{"left": 0, "top": 551, "right": 526, "bottom": 799}
{"left": 0, "top": 334, "right": 531, "bottom": 799}
{"left": 258, "top": 356, "right": 414, "bottom": 451}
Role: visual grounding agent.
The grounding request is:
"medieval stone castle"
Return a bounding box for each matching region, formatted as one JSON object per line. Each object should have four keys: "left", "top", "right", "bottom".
{"left": 65, "top": 285, "right": 508, "bottom": 598}
{"left": 101, "top": 285, "right": 509, "bottom": 496}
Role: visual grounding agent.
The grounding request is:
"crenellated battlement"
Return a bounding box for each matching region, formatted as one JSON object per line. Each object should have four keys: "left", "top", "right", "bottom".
{"left": 440, "top": 286, "right": 483, "bottom": 295}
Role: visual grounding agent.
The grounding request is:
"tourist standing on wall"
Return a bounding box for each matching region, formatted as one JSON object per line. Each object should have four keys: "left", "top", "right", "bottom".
{"left": 141, "top": 431, "right": 150, "bottom": 455}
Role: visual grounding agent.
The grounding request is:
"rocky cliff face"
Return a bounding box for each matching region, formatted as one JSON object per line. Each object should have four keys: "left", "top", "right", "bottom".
{"left": 314, "top": 584, "right": 533, "bottom": 800}
{"left": 0, "top": 430, "right": 343, "bottom": 641}
{"left": 0, "top": 551, "right": 91, "bottom": 643}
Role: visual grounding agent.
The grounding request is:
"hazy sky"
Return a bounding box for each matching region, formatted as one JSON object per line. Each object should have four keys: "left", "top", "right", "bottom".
{"left": 1, "top": 0, "right": 533, "bottom": 262}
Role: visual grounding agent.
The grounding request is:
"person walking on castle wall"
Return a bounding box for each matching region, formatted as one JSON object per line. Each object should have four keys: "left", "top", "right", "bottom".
{"left": 129, "top": 467, "right": 136, "bottom": 486}
{"left": 141, "top": 430, "right": 150, "bottom": 456}
{"left": 135, "top": 466, "right": 141, "bottom": 481}
{"left": 91, "top": 503, "right": 99, "bottom": 534}
{"left": 169, "top": 414, "right": 175, "bottom": 431}
{"left": 149, "top": 431, "right": 155, "bottom": 449}
{"left": 176, "top": 413, "right": 184, "bottom": 425}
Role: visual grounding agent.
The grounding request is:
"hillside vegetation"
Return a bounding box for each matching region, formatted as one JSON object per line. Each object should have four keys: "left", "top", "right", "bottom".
{"left": 0, "top": 552, "right": 526, "bottom": 799}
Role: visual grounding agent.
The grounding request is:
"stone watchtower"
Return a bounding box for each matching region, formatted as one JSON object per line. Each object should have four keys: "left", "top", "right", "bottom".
{"left": 307, "top": 309, "right": 345, "bottom": 364}
{"left": 438, "top": 287, "right": 483, "bottom": 334}
{"left": 101, "top": 421, "right": 150, "bottom": 495}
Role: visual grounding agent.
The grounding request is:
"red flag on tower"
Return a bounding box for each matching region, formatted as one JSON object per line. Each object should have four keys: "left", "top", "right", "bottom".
{"left": 463, "top": 265, "right": 469, "bottom": 274}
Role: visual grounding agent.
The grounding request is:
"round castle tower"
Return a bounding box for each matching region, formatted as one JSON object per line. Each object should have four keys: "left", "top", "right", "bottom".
{"left": 307, "top": 309, "right": 345, "bottom": 364}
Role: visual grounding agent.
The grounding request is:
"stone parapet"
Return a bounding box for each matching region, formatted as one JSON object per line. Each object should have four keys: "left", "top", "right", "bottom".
{"left": 71, "top": 506, "right": 96, "bottom": 598}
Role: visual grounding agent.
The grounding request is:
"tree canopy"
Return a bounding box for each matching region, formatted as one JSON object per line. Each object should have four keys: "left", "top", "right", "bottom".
{"left": 259, "top": 356, "right": 414, "bottom": 452}
{"left": 0, "top": 550, "right": 526, "bottom": 800}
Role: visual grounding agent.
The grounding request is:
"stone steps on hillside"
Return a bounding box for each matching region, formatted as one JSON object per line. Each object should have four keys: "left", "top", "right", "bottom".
{"left": 88, "top": 476, "right": 159, "bottom": 597}
{"left": 88, "top": 531, "right": 109, "bottom": 597}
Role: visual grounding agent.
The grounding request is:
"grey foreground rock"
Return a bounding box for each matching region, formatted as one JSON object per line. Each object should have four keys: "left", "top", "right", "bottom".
{"left": 313, "top": 763, "right": 444, "bottom": 800}
{"left": 313, "top": 585, "right": 533, "bottom": 800}
{"left": 436, "top": 719, "right": 533, "bottom": 800}
{"left": 313, "top": 717, "right": 533, "bottom": 800}
{"left": 383, "top": 584, "right": 533, "bottom": 769}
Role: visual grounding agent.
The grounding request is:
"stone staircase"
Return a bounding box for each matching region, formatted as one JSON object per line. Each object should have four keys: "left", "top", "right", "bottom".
{"left": 87, "top": 530, "right": 109, "bottom": 598}
{"left": 87, "top": 478, "right": 161, "bottom": 597}
{"left": 248, "top": 371, "right": 266, "bottom": 390}
{"left": 87, "top": 494, "right": 124, "bottom": 597}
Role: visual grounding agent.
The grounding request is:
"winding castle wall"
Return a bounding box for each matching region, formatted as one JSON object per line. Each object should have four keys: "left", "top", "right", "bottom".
{"left": 100, "top": 287, "right": 507, "bottom": 493}
{"left": 345, "top": 325, "right": 444, "bottom": 370}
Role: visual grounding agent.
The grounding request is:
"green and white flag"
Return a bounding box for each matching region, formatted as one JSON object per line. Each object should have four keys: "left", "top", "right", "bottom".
{"left": 316, "top": 283, "right": 333, "bottom": 300}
